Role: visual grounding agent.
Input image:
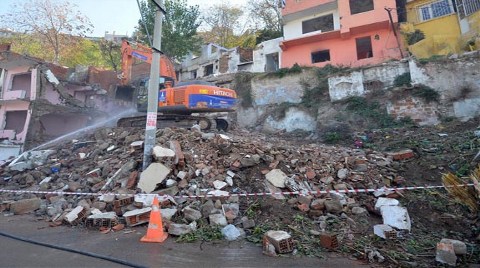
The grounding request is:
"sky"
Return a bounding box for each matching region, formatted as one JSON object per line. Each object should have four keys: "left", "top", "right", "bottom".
{"left": 0, "top": 0, "right": 248, "bottom": 37}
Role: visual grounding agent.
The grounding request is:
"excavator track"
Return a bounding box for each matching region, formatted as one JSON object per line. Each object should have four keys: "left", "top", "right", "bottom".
{"left": 117, "top": 114, "right": 230, "bottom": 131}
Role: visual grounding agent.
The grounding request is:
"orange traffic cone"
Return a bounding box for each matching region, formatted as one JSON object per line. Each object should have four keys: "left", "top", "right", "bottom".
{"left": 140, "top": 196, "right": 168, "bottom": 243}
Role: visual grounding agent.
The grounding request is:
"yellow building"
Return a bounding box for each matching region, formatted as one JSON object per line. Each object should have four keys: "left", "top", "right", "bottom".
{"left": 401, "top": 0, "right": 480, "bottom": 58}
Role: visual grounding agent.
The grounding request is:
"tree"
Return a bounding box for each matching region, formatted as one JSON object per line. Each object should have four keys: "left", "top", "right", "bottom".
{"left": 0, "top": 0, "right": 93, "bottom": 64}
{"left": 98, "top": 40, "right": 121, "bottom": 72}
{"left": 135, "top": 0, "right": 202, "bottom": 61}
{"left": 247, "top": 0, "right": 283, "bottom": 44}
{"left": 202, "top": 3, "right": 244, "bottom": 47}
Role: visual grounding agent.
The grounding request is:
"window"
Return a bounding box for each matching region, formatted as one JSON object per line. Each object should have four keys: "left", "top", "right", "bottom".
{"left": 302, "top": 14, "right": 334, "bottom": 34}
{"left": 456, "top": 0, "right": 480, "bottom": 18}
{"left": 204, "top": 64, "right": 214, "bottom": 76}
{"left": 191, "top": 70, "right": 197, "bottom": 79}
{"left": 356, "top": 36, "right": 373, "bottom": 60}
{"left": 311, "top": 50, "right": 330, "bottom": 63}
{"left": 418, "top": 0, "right": 454, "bottom": 21}
{"left": 350, "top": 0, "right": 374, "bottom": 14}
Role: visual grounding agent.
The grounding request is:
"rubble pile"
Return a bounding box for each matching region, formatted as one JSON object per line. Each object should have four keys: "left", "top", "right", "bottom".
{"left": 0, "top": 125, "right": 477, "bottom": 265}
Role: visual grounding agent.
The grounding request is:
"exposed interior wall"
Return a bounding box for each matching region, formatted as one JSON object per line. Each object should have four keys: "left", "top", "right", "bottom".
{"left": 38, "top": 113, "right": 89, "bottom": 136}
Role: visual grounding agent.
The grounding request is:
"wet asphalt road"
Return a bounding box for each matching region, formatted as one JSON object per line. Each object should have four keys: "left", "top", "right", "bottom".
{"left": 0, "top": 214, "right": 366, "bottom": 268}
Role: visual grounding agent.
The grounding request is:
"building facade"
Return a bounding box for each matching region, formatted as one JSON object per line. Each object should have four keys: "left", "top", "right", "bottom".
{"left": 280, "top": 0, "right": 404, "bottom": 68}
{"left": 401, "top": 0, "right": 480, "bottom": 58}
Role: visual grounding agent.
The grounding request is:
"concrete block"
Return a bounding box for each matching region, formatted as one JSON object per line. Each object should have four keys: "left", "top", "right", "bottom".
{"left": 168, "top": 223, "right": 193, "bottom": 236}
{"left": 265, "top": 169, "right": 288, "bottom": 188}
{"left": 440, "top": 239, "right": 467, "bottom": 255}
{"left": 436, "top": 242, "right": 457, "bottom": 266}
{"left": 10, "top": 198, "right": 41, "bottom": 215}
{"left": 209, "top": 214, "right": 227, "bottom": 226}
{"left": 123, "top": 207, "right": 152, "bottom": 227}
{"left": 183, "top": 207, "right": 202, "bottom": 222}
{"left": 138, "top": 163, "right": 171, "bottom": 193}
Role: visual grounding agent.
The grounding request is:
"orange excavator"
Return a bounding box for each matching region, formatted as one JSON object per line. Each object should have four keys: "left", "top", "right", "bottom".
{"left": 117, "top": 40, "right": 237, "bottom": 130}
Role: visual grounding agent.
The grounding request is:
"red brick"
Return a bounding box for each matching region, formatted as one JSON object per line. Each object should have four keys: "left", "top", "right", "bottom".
{"left": 390, "top": 149, "right": 414, "bottom": 161}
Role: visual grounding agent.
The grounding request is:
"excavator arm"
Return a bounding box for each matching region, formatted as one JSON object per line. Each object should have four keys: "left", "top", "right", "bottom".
{"left": 120, "top": 39, "right": 177, "bottom": 85}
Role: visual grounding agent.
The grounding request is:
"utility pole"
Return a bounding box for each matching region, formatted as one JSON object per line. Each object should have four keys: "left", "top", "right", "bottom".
{"left": 385, "top": 7, "right": 404, "bottom": 59}
{"left": 143, "top": 0, "right": 164, "bottom": 170}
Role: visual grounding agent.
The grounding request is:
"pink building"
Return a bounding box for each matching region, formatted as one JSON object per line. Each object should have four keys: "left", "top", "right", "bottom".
{"left": 280, "top": 0, "right": 404, "bottom": 68}
{"left": 0, "top": 45, "right": 122, "bottom": 161}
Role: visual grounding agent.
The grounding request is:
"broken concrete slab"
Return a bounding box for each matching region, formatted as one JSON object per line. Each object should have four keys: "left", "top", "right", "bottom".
{"left": 8, "top": 150, "right": 56, "bottom": 171}
{"left": 380, "top": 205, "right": 411, "bottom": 231}
{"left": 209, "top": 214, "right": 228, "bottom": 226}
{"left": 152, "top": 146, "right": 175, "bottom": 160}
{"left": 168, "top": 223, "right": 194, "bottom": 236}
{"left": 138, "top": 163, "right": 171, "bottom": 193}
{"left": 10, "top": 198, "right": 41, "bottom": 215}
{"left": 265, "top": 169, "right": 288, "bottom": 188}
{"left": 375, "top": 197, "right": 400, "bottom": 210}
{"left": 436, "top": 242, "right": 457, "bottom": 266}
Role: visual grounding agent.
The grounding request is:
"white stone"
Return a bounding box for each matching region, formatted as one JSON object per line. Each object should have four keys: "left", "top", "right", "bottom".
{"left": 218, "top": 134, "right": 230, "bottom": 140}
{"left": 130, "top": 141, "right": 144, "bottom": 148}
{"left": 78, "top": 153, "right": 86, "bottom": 159}
{"left": 373, "top": 224, "right": 395, "bottom": 239}
{"left": 351, "top": 207, "right": 367, "bottom": 215}
{"left": 337, "top": 168, "right": 348, "bottom": 179}
{"left": 106, "top": 145, "right": 115, "bottom": 152}
{"left": 166, "top": 179, "right": 177, "bottom": 187}
{"left": 90, "top": 208, "right": 102, "bottom": 215}
{"left": 265, "top": 169, "right": 288, "bottom": 188}
{"left": 152, "top": 146, "right": 175, "bottom": 159}
{"left": 138, "top": 163, "right": 171, "bottom": 193}
{"left": 380, "top": 206, "right": 411, "bottom": 231}
{"left": 225, "top": 176, "right": 233, "bottom": 187}
{"left": 375, "top": 197, "right": 400, "bottom": 210}
{"left": 177, "top": 171, "right": 187, "bottom": 180}
{"left": 221, "top": 224, "right": 241, "bottom": 241}
{"left": 213, "top": 180, "right": 228, "bottom": 190}
{"left": 39, "top": 177, "right": 52, "bottom": 186}
{"left": 226, "top": 170, "right": 235, "bottom": 177}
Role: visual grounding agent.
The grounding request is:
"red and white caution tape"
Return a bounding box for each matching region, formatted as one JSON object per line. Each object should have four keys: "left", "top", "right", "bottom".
{"left": 0, "top": 183, "right": 476, "bottom": 200}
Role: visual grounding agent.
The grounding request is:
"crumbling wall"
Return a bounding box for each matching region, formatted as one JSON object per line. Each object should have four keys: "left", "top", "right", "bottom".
{"left": 409, "top": 52, "right": 480, "bottom": 121}
{"left": 237, "top": 53, "right": 480, "bottom": 132}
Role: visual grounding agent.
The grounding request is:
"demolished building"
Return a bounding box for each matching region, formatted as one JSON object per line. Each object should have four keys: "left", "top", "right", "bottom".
{"left": 0, "top": 44, "right": 124, "bottom": 161}
{"left": 177, "top": 38, "right": 283, "bottom": 82}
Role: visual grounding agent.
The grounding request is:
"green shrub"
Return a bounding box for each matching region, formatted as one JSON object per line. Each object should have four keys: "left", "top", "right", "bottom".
{"left": 405, "top": 30, "right": 425, "bottom": 45}
{"left": 394, "top": 72, "right": 411, "bottom": 87}
{"left": 412, "top": 84, "right": 439, "bottom": 103}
